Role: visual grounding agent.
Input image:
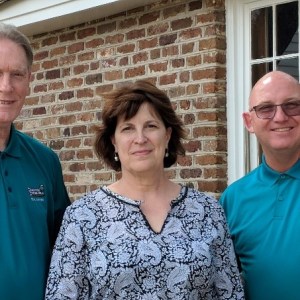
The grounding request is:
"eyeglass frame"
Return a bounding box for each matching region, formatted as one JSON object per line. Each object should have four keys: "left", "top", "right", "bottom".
{"left": 249, "top": 100, "right": 300, "bottom": 119}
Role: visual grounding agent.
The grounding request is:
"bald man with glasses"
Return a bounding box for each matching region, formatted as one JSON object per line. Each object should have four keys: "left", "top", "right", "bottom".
{"left": 220, "top": 71, "right": 300, "bottom": 300}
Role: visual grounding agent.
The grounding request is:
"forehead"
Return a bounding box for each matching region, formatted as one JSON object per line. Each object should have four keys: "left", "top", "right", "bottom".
{"left": 0, "top": 38, "right": 28, "bottom": 70}
{"left": 119, "top": 102, "right": 161, "bottom": 122}
{"left": 250, "top": 76, "right": 300, "bottom": 106}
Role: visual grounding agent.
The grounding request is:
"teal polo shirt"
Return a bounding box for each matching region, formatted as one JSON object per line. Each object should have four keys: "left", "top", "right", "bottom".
{"left": 0, "top": 125, "right": 70, "bottom": 300}
{"left": 220, "top": 156, "right": 300, "bottom": 300}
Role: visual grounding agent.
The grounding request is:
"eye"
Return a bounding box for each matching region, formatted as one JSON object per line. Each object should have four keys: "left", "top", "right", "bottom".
{"left": 256, "top": 104, "right": 275, "bottom": 113}
{"left": 147, "top": 123, "right": 158, "bottom": 128}
{"left": 121, "top": 126, "right": 132, "bottom": 132}
{"left": 12, "top": 71, "right": 25, "bottom": 78}
{"left": 284, "top": 101, "right": 300, "bottom": 110}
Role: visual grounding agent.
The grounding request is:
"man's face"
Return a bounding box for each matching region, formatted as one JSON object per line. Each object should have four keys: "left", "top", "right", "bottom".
{"left": 0, "top": 38, "right": 31, "bottom": 127}
{"left": 243, "top": 73, "right": 300, "bottom": 155}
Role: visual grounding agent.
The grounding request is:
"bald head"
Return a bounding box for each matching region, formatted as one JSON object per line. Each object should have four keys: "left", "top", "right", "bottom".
{"left": 249, "top": 71, "right": 300, "bottom": 108}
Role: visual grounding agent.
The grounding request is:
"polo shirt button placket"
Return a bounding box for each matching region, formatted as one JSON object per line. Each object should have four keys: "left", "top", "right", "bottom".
{"left": 274, "top": 174, "right": 286, "bottom": 219}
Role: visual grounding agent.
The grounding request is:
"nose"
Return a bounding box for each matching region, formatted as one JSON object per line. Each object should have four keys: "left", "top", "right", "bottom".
{"left": 0, "top": 73, "right": 14, "bottom": 92}
{"left": 134, "top": 129, "right": 148, "bottom": 143}
{"left": 273, "top": 105, "right": 289, "bottom": 121}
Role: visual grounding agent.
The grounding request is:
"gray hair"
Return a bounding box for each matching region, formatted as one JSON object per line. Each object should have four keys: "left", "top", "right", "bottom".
{"left": 0, "top": 22, "right": 33, "bottom": 67}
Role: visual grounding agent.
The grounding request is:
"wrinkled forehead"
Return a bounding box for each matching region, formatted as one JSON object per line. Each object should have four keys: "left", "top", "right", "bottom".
{"left": 249, "top": 75, "right": 300, "bottom": 107}
{"left": 118, "top": 101, "right": 161, "bottom": 122}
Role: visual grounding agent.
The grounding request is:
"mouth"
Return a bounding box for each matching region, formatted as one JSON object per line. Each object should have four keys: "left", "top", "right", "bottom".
{"left": 0, "top": 100, "right": 14, "bottom": 105}
{"left": 132, "top": 150, "right": 151, "bottom": 155}
{"left": 272, "top": 127, "right": 293, "bottom": 132}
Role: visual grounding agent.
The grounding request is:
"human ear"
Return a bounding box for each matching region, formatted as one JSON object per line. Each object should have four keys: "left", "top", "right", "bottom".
{"left": 110, "top": 135, "right": 117, "bottom": 151}
{"left": 166, "top": 127, "right": 172, "bottom": 145}
{"left": 243, "top": 112, "right": 255, "bottom": 133}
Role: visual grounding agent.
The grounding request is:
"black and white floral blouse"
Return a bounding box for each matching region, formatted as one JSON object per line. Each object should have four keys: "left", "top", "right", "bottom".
{"left": 45, "top": 185, "right": 244, "bottom": 300}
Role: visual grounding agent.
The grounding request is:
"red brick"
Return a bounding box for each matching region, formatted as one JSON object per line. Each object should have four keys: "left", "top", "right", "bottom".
{"left": 68, "top": 42, "right": 84, "bottom": 54}
{"left": 127, "top": 29, "right": 146, "bottom": 40}
{"left": 159, "top": 73, "right": 176, "bottom": 85}
{"left": 77, "top": 27, "right": 96, "bottom": 39}
{"left": 67, "top": 78, "right": 84, "bottom": 88}
{"left": 125, "top": 66, "right": 145, "bottom": 78}
{"left": 119, "top": 17, "right": 137, "bottom": 29}
{"left": 104, "top": 70, "right": 122, "bottom": 81}
{"left": 159, "top": 33, "right": 177, "bottom": 46}
{"left": 59, "top": 32, "right": 76, "bottom": 42}
{"left": 163, "top": 4, "right": 186, "bottom": 19}
{"left": 139, "top": 11, "right": 160, "bottom": 25}
{"left": 148, "top": 23, "right": 169, "bottom": 36}
{"left": 86, "top": 38, "right": 104, "bottom": 48}
{"left": 49, "top": 81, "right": 64, "bottom": 90}
{"left": 97, "top": 22, "right": 116, "bottom": 34}
{"left": 162, "top": 45, "right": 179, "bottom": 56}
{"left": 139, "top": 38, "right": 158, "bottom": 50}
{"left": 117, "top": 44, "right": 135, "bottom": 54}
{"left": 105, "top": 34, "right": 124, "bottom": 44}
{"left": 42, "top": 36, "right": 58, "bottom": 46}
{"left": 78, "top": 52, "right": 95, "bottom": 61}
{"left": 76, "top": 88, "right": 94, "bottom": 99}
{"left": 73, "top": 64, "right": 89, "bottom": 75}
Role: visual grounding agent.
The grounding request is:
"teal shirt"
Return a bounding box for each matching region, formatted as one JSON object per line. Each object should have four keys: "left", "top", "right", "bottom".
{"left": 220, "top": 156, "right": 300, "bottom": 300}
{"left": 0, "top": 125, "right": 70, "bottom": 300}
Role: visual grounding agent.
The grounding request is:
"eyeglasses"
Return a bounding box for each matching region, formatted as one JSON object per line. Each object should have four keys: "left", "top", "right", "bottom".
{"left": 250, "top": 100, "right": 300, "bottom": 119}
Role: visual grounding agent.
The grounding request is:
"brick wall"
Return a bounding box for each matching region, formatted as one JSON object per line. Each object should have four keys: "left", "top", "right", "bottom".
{"left": 15, "top": 0, "right": 227, "bottom": 201}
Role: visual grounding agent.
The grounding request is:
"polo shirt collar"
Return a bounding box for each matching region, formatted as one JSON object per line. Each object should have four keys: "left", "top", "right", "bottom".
{"left": 261, "top": 155, "right": 300, "bottom": 185}
{"left": 2, "top": 124, "right": 21, "bottom": 158}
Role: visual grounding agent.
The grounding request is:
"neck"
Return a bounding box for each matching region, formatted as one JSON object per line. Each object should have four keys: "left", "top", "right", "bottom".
{"left": 264, "top": 150, "right": 299, "bottom": 172}
{"left": 109, "top": 169, "right": 176, "bottom": 200}
{"left": 0, "top": 124, "right": 11, "bottom": 151}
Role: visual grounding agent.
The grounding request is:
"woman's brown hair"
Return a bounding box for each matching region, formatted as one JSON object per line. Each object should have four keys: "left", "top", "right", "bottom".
{"left": 94, "top": 80, "right": 186, "bottom": 171}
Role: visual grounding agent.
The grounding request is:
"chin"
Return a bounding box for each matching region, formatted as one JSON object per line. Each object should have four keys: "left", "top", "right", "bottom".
{"left": 130, "top": 162, "right": 158, "bottom": 173}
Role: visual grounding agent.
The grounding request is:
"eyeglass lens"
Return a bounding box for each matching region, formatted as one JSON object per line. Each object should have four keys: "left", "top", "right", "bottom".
{"left": 253, "top": 101, "right": 300, "bottom": 119}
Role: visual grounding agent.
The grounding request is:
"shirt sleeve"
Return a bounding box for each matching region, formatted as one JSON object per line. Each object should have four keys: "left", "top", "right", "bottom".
{"left": 49, "top": 152, "right": 71, "bottom": 248}
{"left": 45, "top": 206, "right": 90, "bottom": 300}
{"left": 211, "top": 207, "right": 245, "bottom": 300}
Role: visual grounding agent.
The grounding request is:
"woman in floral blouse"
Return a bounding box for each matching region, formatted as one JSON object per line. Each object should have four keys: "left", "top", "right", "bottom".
{"left": 45, "top": 80, "right": 244, "bottom": 299}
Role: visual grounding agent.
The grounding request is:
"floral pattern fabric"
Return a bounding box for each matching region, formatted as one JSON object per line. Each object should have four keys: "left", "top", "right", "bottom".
{"left": 45, "top": 186, "right": 244, "bottom": 300}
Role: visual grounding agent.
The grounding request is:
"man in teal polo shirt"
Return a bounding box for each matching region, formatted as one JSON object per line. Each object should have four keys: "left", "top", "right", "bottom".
{"left": 0, "top": 23, "right": 70, "bottom": 299}
{"left": 220, "top": 71, "right": 300, "bottom": 300}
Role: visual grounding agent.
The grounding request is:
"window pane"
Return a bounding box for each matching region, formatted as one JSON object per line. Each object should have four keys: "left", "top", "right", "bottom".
{"left": 251, "top": 62, "right": 273, "bottom": 86}
{"left": 277, "top": 57, "right": 299, "bottom": 80}
{"left": 276, "top": 1, "right": 298, "bottom": 56}
{"left": 251, "top": 7, "right": 273, "bottom": 59}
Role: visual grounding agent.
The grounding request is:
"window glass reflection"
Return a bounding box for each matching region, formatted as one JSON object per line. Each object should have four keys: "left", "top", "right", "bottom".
{"left": 277, "top": 57, "right": 299, "bottom": 81}
{"left": 251, "top": 7, "right": 272, "bottom": 59}
{"left": 251, "top": 62, "right": 273, "bottom": 86}
{"left": 276, "top": 2, "right": 298, "bottom": 56}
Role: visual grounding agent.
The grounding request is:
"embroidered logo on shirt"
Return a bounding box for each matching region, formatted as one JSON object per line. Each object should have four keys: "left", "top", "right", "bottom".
{"left": 28, "top": 185, "right": 45, "bottom": 202}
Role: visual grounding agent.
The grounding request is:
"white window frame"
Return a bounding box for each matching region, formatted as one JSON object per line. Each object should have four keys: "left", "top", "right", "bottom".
{"left": 225, "top": 0, "right": 299, "bottom": 184}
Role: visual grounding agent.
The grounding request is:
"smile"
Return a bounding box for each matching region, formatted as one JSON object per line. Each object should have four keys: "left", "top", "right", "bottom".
{"left": 132, "top": 150, "right": 151, "bottom": 155}
{"left": 0, "top": 100, "right": 14, "bottom": 105}
{"left": 272, "top": 127, "right": 292, "bottom": 132}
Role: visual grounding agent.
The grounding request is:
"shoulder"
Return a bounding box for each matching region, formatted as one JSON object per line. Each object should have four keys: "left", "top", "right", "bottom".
{"left": 66, "top": 188, "right": 105, "bottom": 214}
{"left": 16, "top": 130, "right": 54, "bottom": 153}
{"left": 61, "top": 188, "right": 110, "bottom": 230}
{"left": 184, "top": 187, "right": 224, "bottom": 215}
{"left": 182, "top": 187, "right": 229, "bottom": 229}
{"left": 219, "top": 166, "right": 261, "bottom": 211}
{"left": 186, "top": 187, "right": 219, "bottom": 205}
{"left": 221, "top": 167, "right": 260, "bottom": 197}
{"left": 15, "top": 130, "right": 59, "bottom": 162}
